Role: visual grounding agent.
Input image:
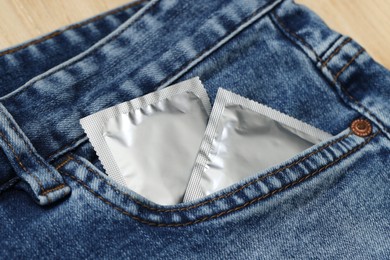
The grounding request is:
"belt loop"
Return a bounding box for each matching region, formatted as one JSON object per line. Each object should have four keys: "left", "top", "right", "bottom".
{"left": 0, "top": 103, "right": 70, "bottom": 205}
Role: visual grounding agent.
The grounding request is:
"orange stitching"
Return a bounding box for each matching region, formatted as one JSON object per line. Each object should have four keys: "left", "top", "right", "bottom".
{"left": 60, "top": 131, "right": 379, "bottom": 227}
{"left": 47, "top": 9, "right": 358, "bottom": 164}
{"left": 12, "top": 124, "right": 62, "bottom": 184}
{"left": 0, "top": 0, "right": 149, "bottom": 57}
{"left": 41, "top": 184, "right": 66, "bottom": 195}
{"left": 66, "top": 132, "right": 351, "bottom": 213}
{"left": 272, "top": 11, "right": 366, "bottom": 91}
{"left": 321, "top": 38, "right": 352, "bottom": 67}
{"left": 48, "top": 2, "right": 281, "bottom": 160}
{"left": 333, "top": 48, "right": 365, "bottom": 83}
{"left": 55, "top": 156, "right": 74, "bottom": 170}
{"left": 271, "top": 10, "right": 387, "bottom": 134}
{"left": 58, "top": 172, "right": 165, "bottom": 226}
{"left": 0, "top": 131, "right": 44, "bottom": 192}
{"left": 0, "top": 109, "right": 62, "bottom": 184}
{"left": 0, "top": 120, "right": 69, "bottom": 196}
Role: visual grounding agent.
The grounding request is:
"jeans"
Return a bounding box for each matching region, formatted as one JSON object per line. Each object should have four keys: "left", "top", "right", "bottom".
{"left": 0, "top": 0, "right": 389, "bottom": 258}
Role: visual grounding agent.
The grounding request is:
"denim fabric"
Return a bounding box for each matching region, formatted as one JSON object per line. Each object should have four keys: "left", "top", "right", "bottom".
{"left": 0, "top": 0, "right": 149, "bottom": 185}
{"left": 0, "top": 0, "right": 389, "bottom": 258}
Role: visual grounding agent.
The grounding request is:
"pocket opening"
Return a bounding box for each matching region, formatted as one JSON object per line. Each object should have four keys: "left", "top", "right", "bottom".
{"left": 55, "top": 127, "right": 379, "bottom": 227}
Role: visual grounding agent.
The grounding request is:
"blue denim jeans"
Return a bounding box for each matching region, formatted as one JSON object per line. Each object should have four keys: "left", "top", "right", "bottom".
{"left": 0, "top": 0, "right": 389, "bottom": 258}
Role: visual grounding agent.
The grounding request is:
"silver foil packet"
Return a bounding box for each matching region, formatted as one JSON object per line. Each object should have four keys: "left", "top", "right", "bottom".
{"left": 183, "top": 88, "right": 332, "bottom": 202}
{"left": 80, "top": 77, "right": 211, "bottom": 205}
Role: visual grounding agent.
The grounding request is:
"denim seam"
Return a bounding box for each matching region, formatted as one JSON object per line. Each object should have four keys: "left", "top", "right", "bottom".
{"left": 59, "top": 131, "right": 379, "bottom": 227}
{"left": 333, "top": 48, "right": 365, "bottom": 83}
{"left": 41, "top": 184, "right": 66, "bottom": 196}
{"left": 0, "top": 0, "right": 149, "bottom": 57}
{"left": 0, "top": 0, "right": 161, "bottom": 101}
{"left": 271, "top": 11, "right": 359, "bottom": 70}
{"left": 318, "top": 34, "right": 343, "bottom": 59}
{"left": 0, "top": 131, "right": 44, "bottom": 193}
{"left": 0, "top": 109, "right": 61, "bottom": 184}
{"left": 0, "top": 129, "right": 66, "bottom": 197}
{"left": 55, "top": 156, "right": 75, "bottom": 170}
{"left": 35, "top": 0, "right": 283, "bottom": 159}
{"left": 270, "top": 10, "right": 390, "bottom": 137}
{"left": 321, "top": 37, "right": 352, "bottom": 67}
{"left": 57, "top": 132, "right": 351, "bottom": 213}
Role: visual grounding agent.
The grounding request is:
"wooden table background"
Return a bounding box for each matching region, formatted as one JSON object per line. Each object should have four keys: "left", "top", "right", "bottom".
{"left": 0, "top": 0, "right": 389, "bottom": 69}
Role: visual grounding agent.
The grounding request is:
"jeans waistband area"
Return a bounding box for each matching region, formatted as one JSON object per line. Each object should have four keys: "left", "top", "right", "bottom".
{"left": 0, "top": 0, "right": 148, "bottom": 97}
{"left": 0, "top": 0, "right": 282, "bottom": 166}
{"left": 0, "top": 104, "right": 70, "bottom": 205}
{"left": 273, "top": 0, "right": 390, "bottom": 139}
{"left": 0, "top": 0, "right": 388, "bottom": 203}
{"left": 0, "top": 0, "right": 282, "bottom": 199}
{"left": 0, "top": 0, "right": 149, "bottom": 188}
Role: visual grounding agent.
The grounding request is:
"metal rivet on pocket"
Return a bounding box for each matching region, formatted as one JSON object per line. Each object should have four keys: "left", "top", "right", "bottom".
{"left": 351, "top": 119, "right": 372, "bottom": 137}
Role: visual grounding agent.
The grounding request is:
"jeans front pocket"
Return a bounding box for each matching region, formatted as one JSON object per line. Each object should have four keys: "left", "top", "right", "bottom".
{"left": 55, "top": 122, "right": 380, "bottom": 227}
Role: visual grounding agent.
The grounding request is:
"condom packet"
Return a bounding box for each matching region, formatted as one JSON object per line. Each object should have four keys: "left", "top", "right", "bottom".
{"left": 80, "top": 77, "right": 211, "bottom": 205}
{"left": 183, "top": 88, "right": 332, "bottom": 202}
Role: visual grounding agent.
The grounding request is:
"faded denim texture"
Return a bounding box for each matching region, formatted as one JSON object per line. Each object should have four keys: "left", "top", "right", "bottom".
{"left": 0, "top": 0, "right": 389, "bottom": 259}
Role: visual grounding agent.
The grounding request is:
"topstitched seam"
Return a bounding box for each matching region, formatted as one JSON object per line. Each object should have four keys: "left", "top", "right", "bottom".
{"left": 0, "top": 0, "right": 149, "bottom": 57}
{"left": 59, "top": 131, "right": 379, "bottom": 227}
{"left": 321, "top": 37, "right": 352, "bottom": 67}
{"left": 25, "top": 0, "right": 282, "bottom": 160}
{"left": 57, "top": 132, "right": 351, "bottom": 213}
{"left": 0, "top": 131, "right": 44, "bottom": 193}
{"left": 270, "top": 10, "right": 389, "bottom": 135}
{"left": 0, "top": 108, "right": 61, "bottom": 184}
{"left": 4, "top": 0, "right": 160, "bottom": 100}
{"left": 54, "top": 5, "right": 386, "bottom": 215}
{"left": 318, "top": 34, "right": 342, "bottom": 59}
{"left": 333, "top": 48, "right": 365, "bottom": 83}
{"left": 41, "top": 184, "right": 66, "bottom": 195}
{"left": 55, "top": 156, "right": 75, "bottom": 170}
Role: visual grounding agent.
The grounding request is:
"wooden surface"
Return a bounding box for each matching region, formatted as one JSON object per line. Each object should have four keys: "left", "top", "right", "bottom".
{"left": 0, "top": 0, "right": 389, "bottom": 68}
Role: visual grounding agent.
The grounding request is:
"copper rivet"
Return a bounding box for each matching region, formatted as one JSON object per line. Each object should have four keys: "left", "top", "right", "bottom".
{"left": 351, "top": 119, "right": 372, "bottom": 137}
